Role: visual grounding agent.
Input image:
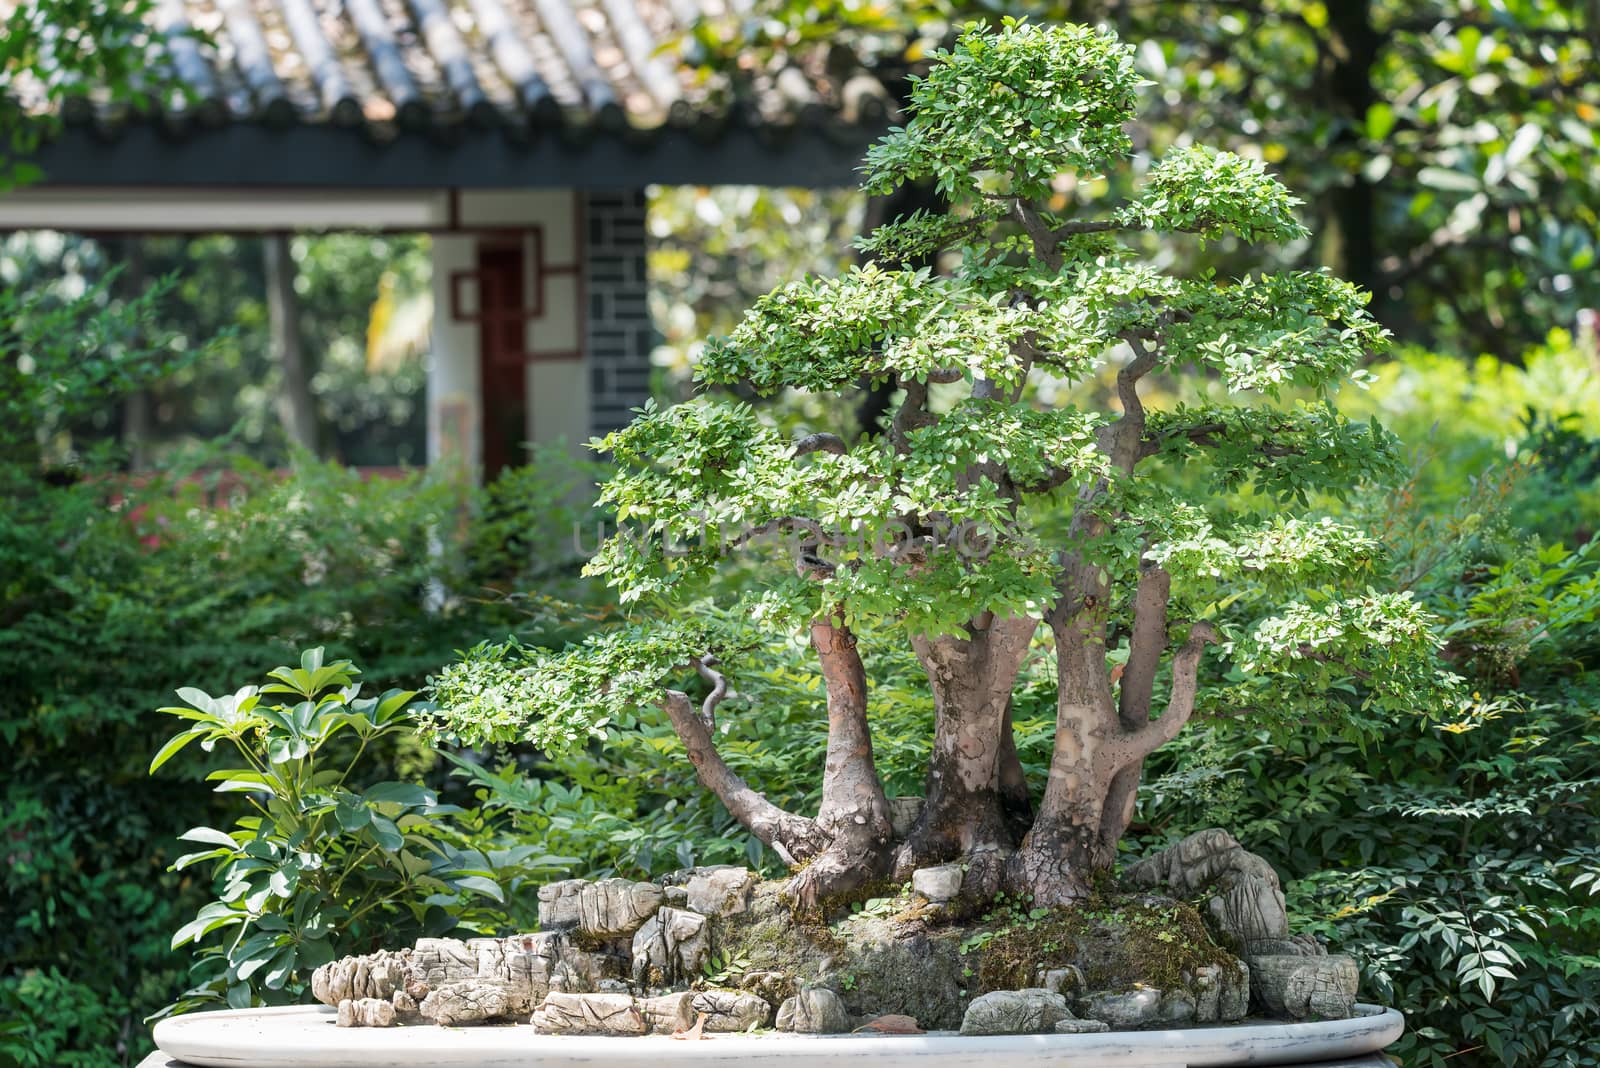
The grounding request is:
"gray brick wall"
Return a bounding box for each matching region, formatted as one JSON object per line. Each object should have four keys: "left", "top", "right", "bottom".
{"left": 585, "top": 189, "right": 655, "bottom": 437}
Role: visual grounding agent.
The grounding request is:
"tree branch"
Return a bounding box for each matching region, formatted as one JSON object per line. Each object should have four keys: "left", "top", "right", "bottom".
{"left": 728, "top": 516, "right": 847, "bottom": 551}
{"left": 1138, "top": 418, "right": 1306, "bottom": 460}
{"left": 1107, "top": 330, "right": 1163, "bottom": 472}
{"left": 1122, "top": 621, "right": 1219, "bottom": 763}
{"left": 810, "top": 617, "right": 892, "bottom": 843}
{"left": 1052, "top": 218, "right": 1126, "bottom": 236}
{"left": 890, "top": 373, "right": 937, "bottom": 454}
{"left": 660, "top": 687, "right": 828, "bottom": 864}
{"left": 795, "top": 432, "right": 848, "bottom": 457}
{"left": 1011, "top": 199, "right": 1063, "bottom": 270}
{"left": 694, "top": 655, "right": 729, "bottom": 729}
{"left": 1118, "top": 561, "right": 1172, "bottom": 729}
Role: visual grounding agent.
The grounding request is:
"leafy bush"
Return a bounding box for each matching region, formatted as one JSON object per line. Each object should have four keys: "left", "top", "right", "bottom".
{"left": 1338, "top": 329, "right": 1600, "bottom": 545}
{"left": 1134, "top": 451, "right": 1600, "bottom": 1068}
{"left": 1, "top": 446, "right": 606, "bottom": 1065}
{"left": 150, "top": 650, "right": 576, "bottom": 1015}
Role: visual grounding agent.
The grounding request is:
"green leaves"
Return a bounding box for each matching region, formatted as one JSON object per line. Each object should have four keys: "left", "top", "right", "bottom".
{"left": 863, "top": 19, "right": 1144, "bottom": 202}
{"left": 1143, "top": 402, "right": 1403, "bottom": 504}
{"left": 261, "top": 647, "right": 360, "bottom": 700}
{"left": 150, "top": 652, "right": 528, "bottom": 1015}
{"left": 1231, "top": 591, "right": 1456, "bottom": 716}
{"left": 427, "top": 620, "right": 737, "bottom": 751}
{"left": 1115, "top": 146, "right": 1310, "bottom": 243}
{"left": 1164, "top": 270, "right": 1390, "bottom": 395}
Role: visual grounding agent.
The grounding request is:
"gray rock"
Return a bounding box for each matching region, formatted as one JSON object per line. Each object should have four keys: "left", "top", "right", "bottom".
{"left": 578, "top": 878, "right": 665, "bottom": 938}
{"left": 959, "top": 989, "right": 1072, "bottom": 1035}
{"left": 537, "top": 880, "right": 586, "bottom": 929}
{"left": 313, "top": 933, "right": 593, "bottom": 1021}
{"left": 312, "top": 948, "right": 409, "bottom": 1006}
{"left": 641, "top": 992, "right": 696, "bottom": 1035}
{"left": 390, "top": 989, "right": 419, "bottom": 1018}
{"left": 1157, "top": 989, "right": 1197, "bottom": 1025}
{"left": 531, "top": 992, "right": 646, "bottom": 1036}
{"left": 685, "top": 868, "right": 758, "bottom": 918}
{"left": 911, "top": 864, "right": 964, "bottom": 903}
{"left": 1250, "top": 955, "right": 1359, "bottom": 1020}
{"left": 775, "top": 988, "right": 850, "bottom": 1034}
{"left": 1247, "top": 934, "right": 1325, "bottom": 958}
{"left": 1124, "top": 830, "right": 1289, "bottom": 945}
{"left": 1054, "top": 1018, "right": 1111, "bottom": 1034}
{"left": 631, "top": 906, "right": 710, "bottom": 986}
{"left": 1221, "top": 963, "right": 1251, "bottom": 1020}
{"left": 419, "top": 980, "right": 512, "bottom": 1026}
{"left": 887, "top": 796, "right": 924, "bottom": 840}
{"left": 410, "top": 938, "right": 477, "bottom": 988}
{"left": 1191, "top": 963, "right": 1251, "bottom": 1023}
{"left": 1035, "top": 965, "right": 1085, "bottom": 997}
{"left": 1191, "top": 966, "right": 1220, "bottom": 1023}
{"left": 521, "top": 930, "right": 628, "bottom": 996}
{"left": 739, "top": 970, "right": 793, "bottom": 1005}
{"left": 336, "top": 998, "right": 395, "bottom": 1027}
{"left": 693, "top": 989, "right": 773, "bottom": 1032}
{"left": 664, "top": 885, "right": 689, "bottom": 906}
{"left": 1078, "top": 988, "right": 1162, "bottom": 1029}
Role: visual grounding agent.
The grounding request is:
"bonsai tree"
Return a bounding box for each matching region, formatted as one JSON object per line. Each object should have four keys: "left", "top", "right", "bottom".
{"left": 433, "top": 19, "right": 1447, "bottom": 910}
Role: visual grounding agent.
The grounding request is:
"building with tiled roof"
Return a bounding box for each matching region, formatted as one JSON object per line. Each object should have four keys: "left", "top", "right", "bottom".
{"left": 2, "top": 0, "right": 892, "bottom": 476}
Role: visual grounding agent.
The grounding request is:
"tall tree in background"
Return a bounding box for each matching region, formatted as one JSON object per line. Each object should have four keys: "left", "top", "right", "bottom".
{"left": 264, "top": 233, "right": 323, "bottom": 456}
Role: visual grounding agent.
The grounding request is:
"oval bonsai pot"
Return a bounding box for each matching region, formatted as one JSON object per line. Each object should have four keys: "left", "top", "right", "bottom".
{"left": 143, "top": 1002, "right": 1404, "bottom": 1068}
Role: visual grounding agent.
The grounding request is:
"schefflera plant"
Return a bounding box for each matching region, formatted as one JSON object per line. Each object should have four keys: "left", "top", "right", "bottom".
{"left": 432, "top": 19, "right": 1452, "bottom": 909}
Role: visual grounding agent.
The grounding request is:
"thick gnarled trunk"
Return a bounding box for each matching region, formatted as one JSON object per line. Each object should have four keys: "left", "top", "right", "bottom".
{"left": 785, "top": 619, "right": 895, "bottom": 911}
{"left": 893, "top": 615, "right": 1036, "bottom": 892}
{"left": 1007, "top": 609, "right": 1119, "bottom": 904}
{"left": 1008, "top": 599, "right": 1216, "bottom": 904}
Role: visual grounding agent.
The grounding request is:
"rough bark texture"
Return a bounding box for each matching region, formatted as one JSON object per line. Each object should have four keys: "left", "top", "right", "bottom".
{"left": 660, "top": 690, "right": 830, "bottom": 865}
{"left": 1099, "top": 562, "right": 1173, "bottom": 853}
{"left": 1010, "top": 553, "right": 1214, "bottom": 904}
{"left": 894, "top": 614, "right": 1037, "bottom": 890}
{"left": 1008, "top": 604, "right": 1117, "bottom": 904}
{"left": 786, "top": 619, "right": 894, "bottom": 910}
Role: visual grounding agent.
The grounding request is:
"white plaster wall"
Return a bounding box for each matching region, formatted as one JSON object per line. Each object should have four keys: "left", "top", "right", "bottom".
{"left": 427, "top": 234, "right": 482, "bottom": 472}
{"left": 523, "top": 216, "right": 588, "bottom": 451}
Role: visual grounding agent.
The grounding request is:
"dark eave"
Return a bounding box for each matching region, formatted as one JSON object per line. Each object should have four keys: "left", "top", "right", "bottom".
{"left": 24, "top": 115, "right": 876, "bottom": 189}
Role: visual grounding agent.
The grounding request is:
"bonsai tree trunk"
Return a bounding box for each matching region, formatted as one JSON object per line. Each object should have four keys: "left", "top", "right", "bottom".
{"left": 1012, "top": 597, "right": 1216, "bottom": 905}
{"left": 1008, "top": 605, "right": 1118, "bottom": 904}
{"left": 893, "top": 613, "right": 1036, "bottom": 891}
{"left": 1098, "top": 562, "right": 1173, "bottom": 853}
{"left": 658, "top": 618, "right": 894, "bottom": 912}
{"left": 787, "top": 618, "right": 894, "bottom": 910}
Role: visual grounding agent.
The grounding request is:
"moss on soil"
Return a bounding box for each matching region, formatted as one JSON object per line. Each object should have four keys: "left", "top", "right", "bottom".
{"left": 708, "top": 880, "right": 1245, "bottom": 1030}
{"left": 971, "top": 896, "right": 1238, "bottom": 993}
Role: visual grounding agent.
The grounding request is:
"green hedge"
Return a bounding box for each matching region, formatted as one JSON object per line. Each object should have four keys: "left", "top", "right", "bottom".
{"left": 0, "top": 452, "right": 603, "bottom": 1067}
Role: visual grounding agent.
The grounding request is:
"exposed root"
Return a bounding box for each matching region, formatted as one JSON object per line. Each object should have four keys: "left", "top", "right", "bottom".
{"left": 784, "top": 840, "right": 892, "bottom": 919}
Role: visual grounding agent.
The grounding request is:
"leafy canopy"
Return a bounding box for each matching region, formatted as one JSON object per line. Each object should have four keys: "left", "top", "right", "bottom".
{"left": 433, "top": 19, "right": 1436, "bottom": 750}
